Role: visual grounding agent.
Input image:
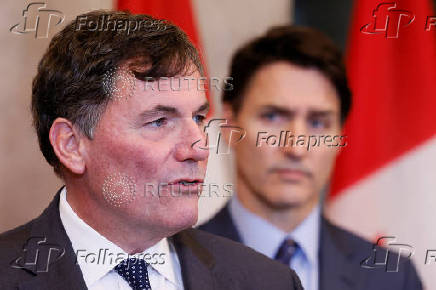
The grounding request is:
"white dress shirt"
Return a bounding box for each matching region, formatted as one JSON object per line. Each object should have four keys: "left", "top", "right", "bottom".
{"left": 229, "top": 195, "right": 320, "bottom": 290}
{"left": 59, "top": 187, "right": 184, "bottom": 290}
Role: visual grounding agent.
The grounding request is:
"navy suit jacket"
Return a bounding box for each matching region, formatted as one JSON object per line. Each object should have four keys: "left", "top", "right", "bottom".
{"left": 199, "top": 204, "right": 423, "bottom": 290}
{"left": 0, "top": 189, "right": 303, "bottom": 290}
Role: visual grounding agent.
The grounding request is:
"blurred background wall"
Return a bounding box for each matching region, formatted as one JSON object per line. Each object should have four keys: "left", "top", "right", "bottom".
{"left": 0, "top": 0, "right": 114, "bottom": 232}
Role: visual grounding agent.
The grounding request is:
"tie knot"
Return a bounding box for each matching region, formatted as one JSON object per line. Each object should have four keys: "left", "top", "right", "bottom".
{"left": 114, "top": 258, "right": 152, "bottom": 290}
{"left": 274, "top": 238, "right": 298, "bottom": 266}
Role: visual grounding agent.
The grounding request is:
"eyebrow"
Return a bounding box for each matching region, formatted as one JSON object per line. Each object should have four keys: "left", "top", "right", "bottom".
{"left": 307, "top": 110, "right": 336, "bottom": 118}
{"left": 138, "top": 105, "right": 177, "bottom": 120}
{"left": 258, "top": 105, "right": 336, "bottom": 117}
{"left": 194, "top": 102, "right": 210, "bottom": 115}
{"left": 138, "top": 101, "right": 210, "bottom": 120}
{"left": 259, "top": 105, "right": 293, "bottom": 115}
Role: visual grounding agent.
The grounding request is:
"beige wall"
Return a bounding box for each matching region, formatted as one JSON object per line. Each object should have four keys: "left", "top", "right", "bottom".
{"left": 0, "top": 0, "right": 292, "bottom": 232}
{"left": 0, "top": 0, "right": 113, "bottom": 232}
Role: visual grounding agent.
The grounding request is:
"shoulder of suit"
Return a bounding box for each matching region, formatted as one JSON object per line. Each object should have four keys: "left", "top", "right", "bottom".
{"left": 0, "top": 218, "right": 36, "bottom": 273}
{"left": 322, "top": 218, "right": 419, "bottom": 271}
{"left": 0, "top": 218, "right": 34, "bottom": 248}
{"left": 322, "top": 217, "right": 376, "bottom": 252}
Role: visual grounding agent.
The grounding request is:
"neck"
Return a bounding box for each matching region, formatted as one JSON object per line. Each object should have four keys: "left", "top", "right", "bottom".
{"left": 236, "top": 177, "right": 319, "bottom": 233}
{"left": 64, "top": 180, "right": 166, "bottom": 254}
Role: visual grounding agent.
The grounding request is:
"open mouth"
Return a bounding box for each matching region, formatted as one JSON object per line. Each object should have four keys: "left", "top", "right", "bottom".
{"left": 169, "top": 179, "right": 203, "bottom": 186}
{"left": 163, "top": 179, "right": 204, "bottom": 195}
{"left": 179, "top": 180, "right": 197, "bottom": 185}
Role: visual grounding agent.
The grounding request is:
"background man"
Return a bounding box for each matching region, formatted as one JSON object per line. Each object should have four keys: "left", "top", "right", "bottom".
{"left": 0, "top": 11, "right": 302, "bottom": 290}
{"left": 200, "top": 26, "right": 422, "bottom": 290}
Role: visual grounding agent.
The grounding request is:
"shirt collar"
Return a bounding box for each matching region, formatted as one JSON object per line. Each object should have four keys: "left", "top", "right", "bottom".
{"left": 291, "top": 202, "right": 320, "bottom": 267}
{"left": 59, "top": 187, "right": 181, "bottom": 288}
{"left": 229, "top": 194, "right": 320, "bottom": 266}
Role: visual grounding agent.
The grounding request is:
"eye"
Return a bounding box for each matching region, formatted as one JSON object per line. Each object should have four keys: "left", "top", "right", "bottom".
{"left": 193, "top": 115, "right": 206, "bottom": 125}
{"left": 309, "top": 118, "right": 327, "bottom": 129}
{"left": 260, "top": 111, "right": 280, "bottom": 122}
{"left": 146, "top": 118, "right": 167, "bottom": 128}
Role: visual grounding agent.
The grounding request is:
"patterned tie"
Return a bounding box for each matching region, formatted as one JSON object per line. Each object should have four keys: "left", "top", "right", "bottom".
{"left": 274, "top": 238, "right": 298, "bottom": 266}
{"left": 114, "top": 258, "right": 152, "bottom": 290}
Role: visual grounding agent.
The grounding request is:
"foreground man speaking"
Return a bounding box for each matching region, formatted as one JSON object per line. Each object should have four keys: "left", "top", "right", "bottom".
{"left": 0, "top": 10, "right": 303, "bottom": 290}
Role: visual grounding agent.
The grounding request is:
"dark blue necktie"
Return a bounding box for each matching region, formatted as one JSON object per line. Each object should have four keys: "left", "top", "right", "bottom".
{"left": 114, "top": 258, "right": 152, "bottom": 290}
{"left": 274, "top": 238, "right": 298, "bottom": 266}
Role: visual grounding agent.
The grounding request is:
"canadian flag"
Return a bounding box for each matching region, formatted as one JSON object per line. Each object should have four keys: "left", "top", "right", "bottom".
{"left": 327, "top": 0, "right": 436, "bottom": 288}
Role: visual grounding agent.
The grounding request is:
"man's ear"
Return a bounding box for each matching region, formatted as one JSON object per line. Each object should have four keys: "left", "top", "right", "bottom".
{"left": 221, "top": 103, "right": 236, "bottom": 148}
{"left": 49, "top": 118, "right": 86, "bottom": 175}
{"left": 222, "top": 103, "right": 234, "bottom": 125}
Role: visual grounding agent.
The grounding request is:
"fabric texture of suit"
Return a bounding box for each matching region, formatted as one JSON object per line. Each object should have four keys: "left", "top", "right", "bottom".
{"left": 0, "top": 188, "right": 303, "bottom": 290}
{"left": 199, "top": 204, "right": 422, "bottom": 290}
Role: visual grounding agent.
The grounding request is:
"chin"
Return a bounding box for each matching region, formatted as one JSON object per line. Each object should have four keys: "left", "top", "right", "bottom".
{"left": 163, "top": 198, "right": 199, "bottom": 231}
{"left": 263, "top": 187, "right": 312, "bottom": 209}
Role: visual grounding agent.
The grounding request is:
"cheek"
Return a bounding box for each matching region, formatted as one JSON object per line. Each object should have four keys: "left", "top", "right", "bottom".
{"left": 102, "top": 138, "right": 172, "bottom": 182}
{"left": 129, "top": 143, "right": 173, "bottom": 181}
{"left": 311, "top": 149, "right": 338, "bottom": 185}
{"left": 235, "top": 139, "right": 274, "bottom": 186}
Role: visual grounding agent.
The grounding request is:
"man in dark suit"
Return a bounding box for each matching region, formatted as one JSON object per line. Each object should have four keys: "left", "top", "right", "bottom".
{"left": 0, "top": 11, "right": 302, "bottom": 290}
{"left": 199, "top": 26, "right": 422, "bottom": 290}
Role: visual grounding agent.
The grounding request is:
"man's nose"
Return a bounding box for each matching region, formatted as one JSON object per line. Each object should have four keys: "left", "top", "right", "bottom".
{"left": 174, "top": 119, "right": 209, "bottom": 162}
{"left": 282, "top": 119, "right": 308, "bottom": 159}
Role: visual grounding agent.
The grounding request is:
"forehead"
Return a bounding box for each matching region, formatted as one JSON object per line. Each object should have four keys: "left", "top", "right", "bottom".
{"left": 107, "top": 70, "right": 208, "bottom": 115}
{"left": 243, "top": 62, "right": 339, "bottom": 111}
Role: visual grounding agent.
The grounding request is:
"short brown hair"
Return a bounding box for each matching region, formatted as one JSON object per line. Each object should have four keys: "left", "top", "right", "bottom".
{"left": 223, "top": 25, "right": 351, "bottom": 123}
{"left": 31, "top": 10, "right": 202, "bottom": 176}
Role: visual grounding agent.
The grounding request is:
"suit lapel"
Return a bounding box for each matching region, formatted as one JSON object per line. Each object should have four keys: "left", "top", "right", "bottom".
{"left": 17, "top": 187, "right": 87, "bottom": 290}
{"left": 171, "top": 229, "right": 215, "bottom": 290}
{"left": 199, "top": 203, "right": 243, "bottom": 243}
{"left": 319, "top": 217, "right": 363, "bottom": 290}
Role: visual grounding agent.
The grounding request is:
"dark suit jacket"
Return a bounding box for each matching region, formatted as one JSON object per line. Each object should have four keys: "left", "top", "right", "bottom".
{"left": 0, "top": 188, "right": 303, "bottom": 290}
{"left": 199, "top": 204, "right": 423, "bottom": 290}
